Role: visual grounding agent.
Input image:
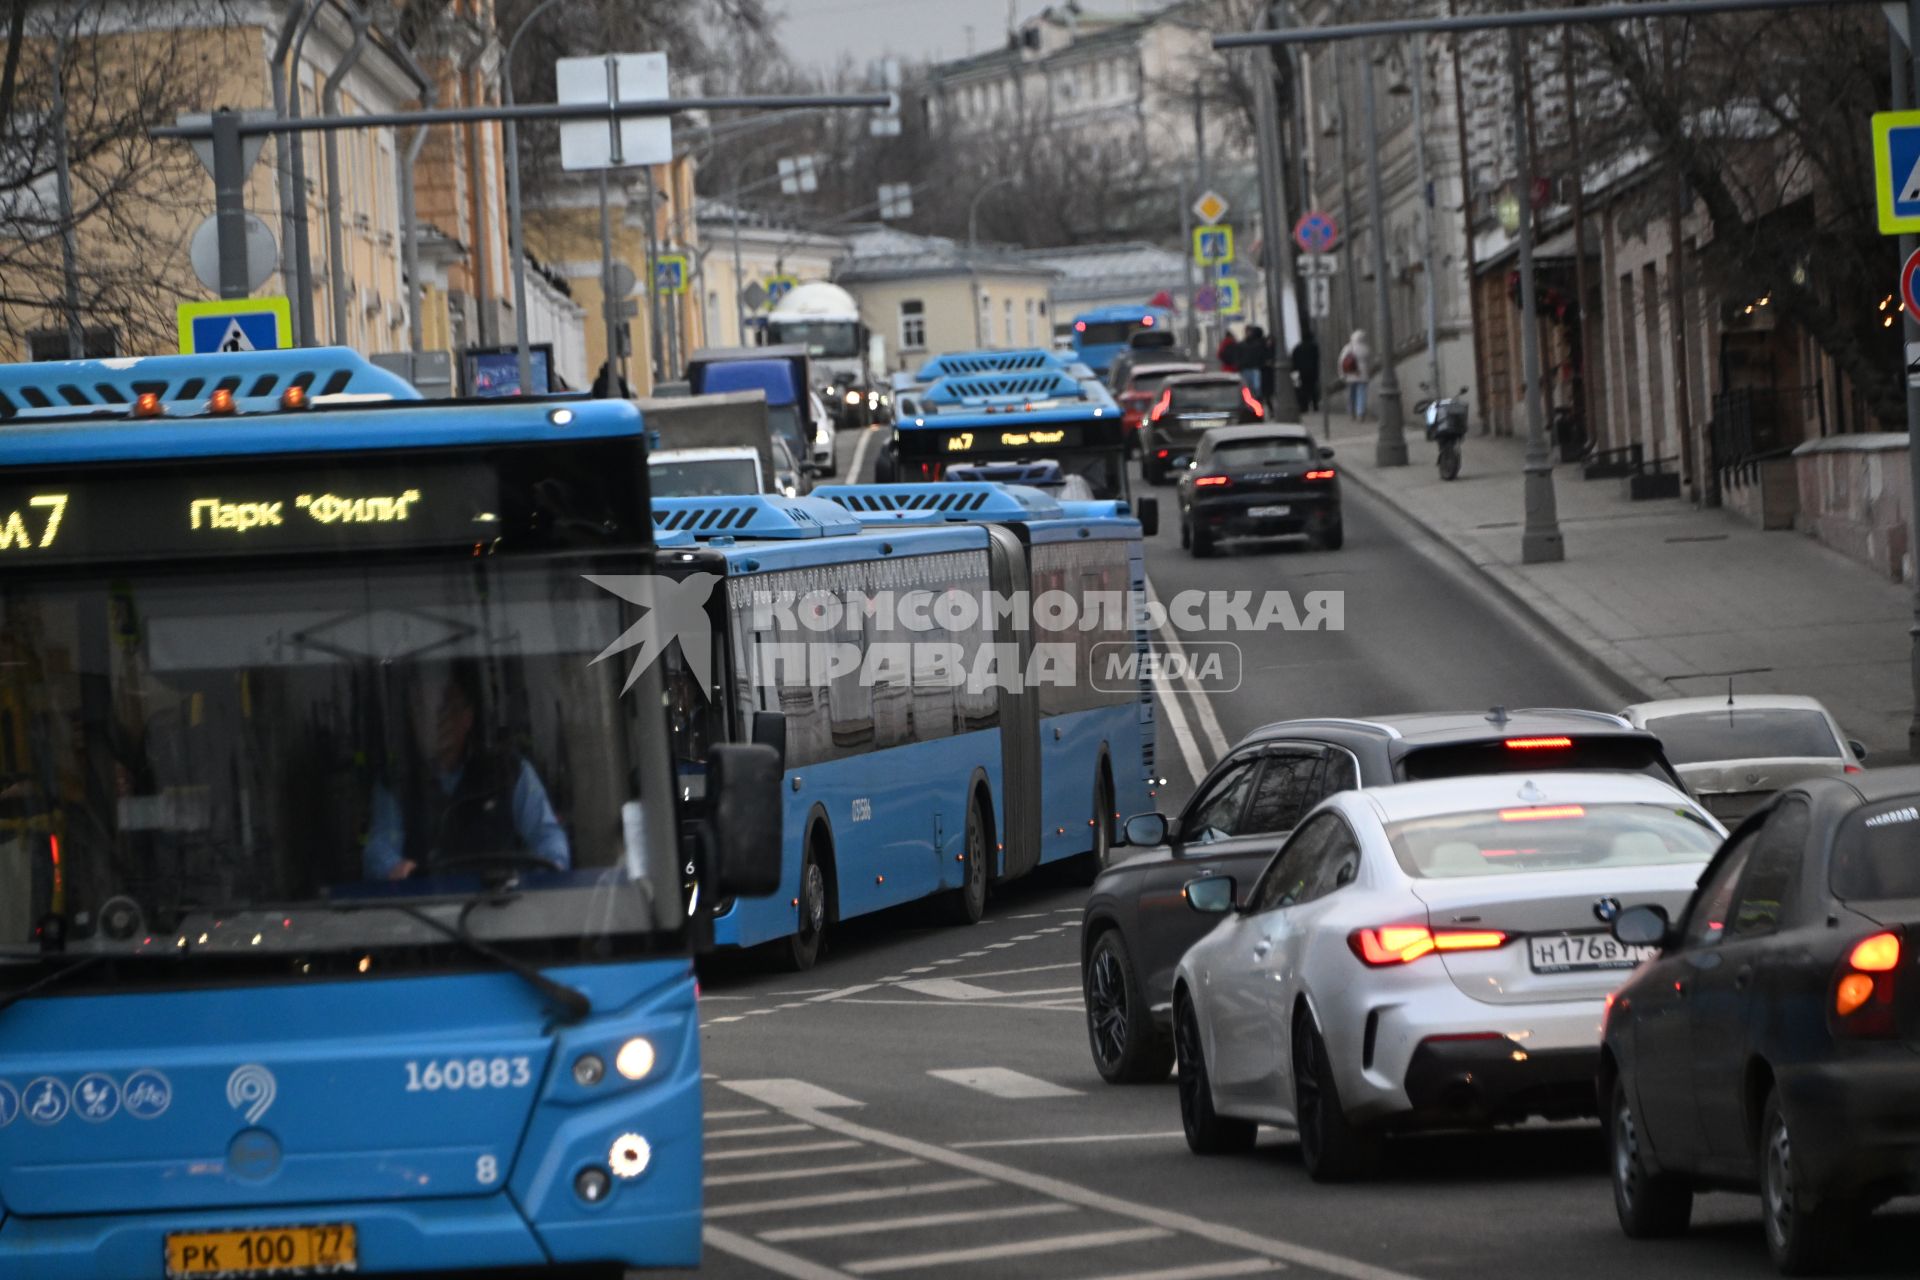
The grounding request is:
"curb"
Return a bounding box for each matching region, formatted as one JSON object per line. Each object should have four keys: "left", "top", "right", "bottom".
{"left": 1338, "top": 463, "right": 1655, "bottom": 707}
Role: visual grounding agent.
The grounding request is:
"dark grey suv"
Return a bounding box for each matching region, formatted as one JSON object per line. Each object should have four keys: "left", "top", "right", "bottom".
{"left": 1080, "top": 708, "right": 1686, "bottom": 1083}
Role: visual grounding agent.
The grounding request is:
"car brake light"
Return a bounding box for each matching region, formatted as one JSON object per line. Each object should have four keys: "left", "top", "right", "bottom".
{"left": 1850, "top": 931, "right": 1900, "bottom": 971}
{"left": 1151, "top": 388, "right": 1172, "bottom": 421}
{"left": 1833, "top": 929, "right": 1902, "bottom": 1035}
{"left": 1305, "top": 469, "right": 1336, "bottom": 481}
{"left": 1156, "top": 449, "right": 1170, "bottom": 459}
{"left": 1193, "top": 475, "right": 1230, "bottom": 488}
{"left": 1845, "top": 764, "right": 1863, "bottom": 774}
{"left": 1505, "top": 736, "right": 1572, "bottom": 749}
{"left": 1241, "top": 386, "right": 1265, "bottom": 417}
{"left": 1498, "top": 804, "right": 1586, "bottom": 821}
{"left": 1349, "top": 924, "right": 1507, "bottom": 966}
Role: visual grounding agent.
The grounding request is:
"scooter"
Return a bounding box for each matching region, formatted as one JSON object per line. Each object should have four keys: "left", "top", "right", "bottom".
{"left": 1423, "top": 393, "right": 1468, "bottom": 481}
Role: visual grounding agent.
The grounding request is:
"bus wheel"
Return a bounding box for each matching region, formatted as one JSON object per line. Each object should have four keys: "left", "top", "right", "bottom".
{"left": 784, "top": 841, "right": 830, "bottom": 971}
{"left": 942, "top": 798, "right": 989, "bottom": 925}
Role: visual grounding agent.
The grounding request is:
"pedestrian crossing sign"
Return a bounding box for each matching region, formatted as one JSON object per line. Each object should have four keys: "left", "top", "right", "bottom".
{"left": 176, "top": 297, "right": 291, "bottom": 354}
{"left": 1873, "top": 111, "right": 1920, "bottom": 235}
{"left": 654, "top": 254, "right": 689, "bottom": 295}
{"left": 1193, "top": 225, "right": 1234, "bottom": 266}
{"left": 1216, "top": 278, "right": 1243, "bottom": 316}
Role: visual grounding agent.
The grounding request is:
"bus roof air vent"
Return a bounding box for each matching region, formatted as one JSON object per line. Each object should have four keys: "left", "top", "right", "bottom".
{"left": 812, "top": 482, "right": 1064, "bottom": 522}
{"left": 649, "top": 494, "right": 864, "bottom": 539}
{"left": 0, "top": 347, "right": 423, "bottom": 420}
{"left": 923, "top": 370, "right": 1087, "bottom": 406}
{"left": 912, "top": 348, "right": 1067, "bottom": 381}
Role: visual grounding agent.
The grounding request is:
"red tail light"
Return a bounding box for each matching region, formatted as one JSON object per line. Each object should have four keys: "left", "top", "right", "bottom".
{"left": 1140, "top": 314, "right": 1154, "bottom": 327}
{"left": 1499, "top": 804, "right": 1586, "bottom": 822}
{"left": 1074, "top": 320, "right": 1087, "bottom": 332}
{"left": 1505, "top": 736, "right": 1572, "bottom": 750}
{"left": 1241, "top": 386, "right": 1265, "bottom": 417}
{"left": 1193, "top": 475, "right": 1230, "bottom": 488}
{"left": 1150, "top": 388, "right": 1172, "bottom": 422}
{"left": 1834, "top": 930, "right": 1901, "bottom": 1035}
{"left": 1349, "top": 924, "right": 1508, "bottom": 966}
{"left": 1156, "top": 449, "right": 1170, "bottom": 459}
{"left": 1304, "top": 469, "right": 1336, "bottom": 481}
{"left": 1845, "top": 764, "right": 1863, "bottom": 774}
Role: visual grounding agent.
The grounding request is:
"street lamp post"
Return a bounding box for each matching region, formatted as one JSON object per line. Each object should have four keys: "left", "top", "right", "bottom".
{"left": 1508, "top": 26, "right": 1563, "bottom": 564}
{"left": 505, "top": 0, "right": 568, "bottom": 395}
{"left": 1359, "top": 43, "right": 1407, "bottom": 465}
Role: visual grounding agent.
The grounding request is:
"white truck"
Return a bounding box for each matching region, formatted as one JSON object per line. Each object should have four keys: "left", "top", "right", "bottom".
{"left": 765, "top": 281, "right": 887, "bottom": 430}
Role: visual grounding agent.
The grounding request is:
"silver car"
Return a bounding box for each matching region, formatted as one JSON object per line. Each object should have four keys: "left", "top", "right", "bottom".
{"left": 1172, "top": 771, "right": 1724, "bottom": 1182}
{"left": 1620, "top": 694, "right": 1865, "bottom": 824}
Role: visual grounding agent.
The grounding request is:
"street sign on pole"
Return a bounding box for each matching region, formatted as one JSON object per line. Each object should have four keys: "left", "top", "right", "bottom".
{"left": 1307, "top": 276, "right": 1332, "bottom": 320}
{"left": 178, "top": 110, "right": 273, "bottom": 179}
{"left": 607, "top": 260, "right": 638, "bottom": 300}
{"left": 878, "top": 183, "right": 913, "bottom": 219}
{"left": 654, "top": 254, "right": 689, "bottom": 294}
{"left": 176, "top": 297, "right": 292, "bottom": 353}
{"left": 1217, "top": 277, "right": 1243, "bottom": 316}
{"left": 1292, "top": 210, "right": 1339, "bottom": 255}
{"left": 1903, "top": 246, "right": 1920, "bottom": 318}
{"left": 778, "top": 154, "right": 819, "bottom": 195}
{"left": 190, "top": 213, "right": 278, "bottom": 294}
{"left": 1296, "top": 254, "right": 1339, "bottom": 277}
{"left": 1885, "top": 111, "right": 1920, "bottom": 233}
{"left": 558, "top": 53, "right": 671, "bottom": 171}
{"left": 741, "top": 280, "right": 769, "bottom": 311}
{"left": 767, "top": 275, "right": 798, "bottom": 305}
{"left": 1192, "top": 189, "right": 1229, "bottom": 225}
{"left": 1193, "top": 225, "right": 1234, "bottom": 266}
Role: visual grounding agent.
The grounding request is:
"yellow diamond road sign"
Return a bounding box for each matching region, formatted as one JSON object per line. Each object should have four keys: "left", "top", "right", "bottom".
{"left": 1193, "top": 190, "right": 1229, "bottom": 226}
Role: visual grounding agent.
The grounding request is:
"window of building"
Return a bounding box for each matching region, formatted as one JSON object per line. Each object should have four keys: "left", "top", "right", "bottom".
{"left": 27, "top": 327, "right": 118, "bottom": 361}
{"left": 1003, "top": 299, "right": 1013, "bottom": 346}
{"left": 979, "top": 292, "right": 992, "bottom": 343}
{"left": 899, "top": 299, "right": 926, "bottom": 351}
{"left": 1025, "top": 298, "right": 1038, "bottom": 344}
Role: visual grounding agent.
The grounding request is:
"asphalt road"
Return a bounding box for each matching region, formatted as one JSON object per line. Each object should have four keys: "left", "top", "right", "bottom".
{"left": 661, "top": 429, "right": 1916, "bottom": 1280}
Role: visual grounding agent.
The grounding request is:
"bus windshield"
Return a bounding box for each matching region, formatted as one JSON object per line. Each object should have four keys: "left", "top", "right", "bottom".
{"left": 1077, "top": 321, "right": 1136, "bottom": 347}
{"left": 769, "top": 320, "right": 860, "bottom": 359}
{"left": 0, "top": 558, "right": 682, "bottom": 966}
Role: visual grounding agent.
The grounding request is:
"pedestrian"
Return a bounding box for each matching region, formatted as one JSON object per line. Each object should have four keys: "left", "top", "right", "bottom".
{"left": 1216, "top": 328, "right": 1239, "bottom": 373}
{"left": 1237, "top": 325, "right": 1272, "bottom": 403}
{"left": 591, "top": 361, "right": 632, "bottom": 399}
{"left": 1290, "top": 331, "right": 1321, "bottom": 413}
{"left": 1338, "top": 329, "right": 1372, "bottom": 419}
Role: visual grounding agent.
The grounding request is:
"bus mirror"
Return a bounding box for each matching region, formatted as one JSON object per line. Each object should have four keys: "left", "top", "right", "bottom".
{"left": 708, "top": 743, "right": 783, "bottom": 899}
{"left": 751, "top": 711, "right": 787, "bottom": 768}
{"left": 1133, "top": 496, "right": 1160, "bottom": 538}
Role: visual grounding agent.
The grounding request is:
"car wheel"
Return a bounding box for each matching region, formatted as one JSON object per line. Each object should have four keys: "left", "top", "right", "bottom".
{"left": 1174, "top": 992, "right": 1256, "bottom": 1154}
{"left": 782, "top": 843, "right": 829, "bottom": 972}
{"left": 1313, "top": 520, "right": 1344, "bottom": 552}
{"left": 1291, "top": 1011, "right": 1380, "bottom": 1182}
{"left": 1190, "top": 525, "right": 1216, "bottom": 559}
{"left": 941, "top": 797, "right": 989, "bottom": 926}
{"left": 1609, "top": 1077, "right": 1692, "bottom": 1238}
{"left": 1084, "top": 931, "right": 1173, "bottom": 1084}
{"left": 1761, "top": 1090, "right": 1860, "bottom": 1274}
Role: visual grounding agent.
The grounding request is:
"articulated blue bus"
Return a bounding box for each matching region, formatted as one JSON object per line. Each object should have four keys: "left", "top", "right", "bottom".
{"left": 879, "top": 349, "right": 1136, "bottom": 502}
{"left": 1070, "top": 304, "right": 1172, "bottom": 376}
{"left": 651, "top": 483, "right": 1155, "bottom": 970}
{"left": 0, "top": 349, "right": 778, "bottom": 1278}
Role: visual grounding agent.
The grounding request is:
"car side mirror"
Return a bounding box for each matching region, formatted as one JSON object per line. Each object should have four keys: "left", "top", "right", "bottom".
{"left": 1133, "top": 495, "right": 1159, "bottom": 538}
{"left": 707, "top": 743, "right": 783, "bottom": 899}
{"left": 1183, "top": 874, "right": 1236, "bottom": 915}
{"left": 1318, "top": 446, "right": 1335, "bottom": 460}
{"left": 1122, "top": 812, "right": 1169, "bottom": 847}
{"left": 1848, "top": 739, "right": 1868, "bottom": 762}
{"left": 1610, "top": 904, "right": 1672, "bottom": 949}
{"left": 751, "top": 710, "right": 787, "bottom": 770}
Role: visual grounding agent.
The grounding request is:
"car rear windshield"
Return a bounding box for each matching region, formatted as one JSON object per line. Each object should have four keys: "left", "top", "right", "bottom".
{"left": 1397, "top": 736, "right": 1676, "bottom": 784}
{"left": 1212, "top": 440, "right": 1314, "bottom": 467}
{"left": 1171, "top": 383, "right": 1246, "bottom": 412}
{"left": 1386, "top": 803, "right": 1721, "bottom": 879}
{"left": 1831, "top": 798, "right": 1920, "bottom": 901}
{"left": 1646, "top": 708, "right": 1840, "bottom": 765}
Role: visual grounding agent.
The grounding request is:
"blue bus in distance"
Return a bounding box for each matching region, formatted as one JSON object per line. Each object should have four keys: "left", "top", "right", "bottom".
{"left": 1070, "top": 304, "right": 1172, "bottom": 376}
{"left": 0, "top": 349, "right": 779, "bottom": 1278}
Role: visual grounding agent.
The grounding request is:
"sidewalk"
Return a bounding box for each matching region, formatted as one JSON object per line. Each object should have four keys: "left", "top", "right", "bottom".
{"left": 1308, "top": 409, "right": 1914, "bottom": 758}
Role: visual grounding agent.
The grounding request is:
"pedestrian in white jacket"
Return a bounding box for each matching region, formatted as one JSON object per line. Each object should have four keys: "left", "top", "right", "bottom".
{"left": 1338, "top": 330, "right": 1373, "bottom": 420}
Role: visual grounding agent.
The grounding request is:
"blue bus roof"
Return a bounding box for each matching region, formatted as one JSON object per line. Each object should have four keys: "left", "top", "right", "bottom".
{"left": 811, "top": 482, "right": 1064, "bottom": 521}
{"left": 0, "top": 347, "right": 422, "bottom": 420}
{"left": 0, "top": 399, "right": 642, "bottom": 465}
{"left": 706, "top": 521, "right": 990, "bottom": 574}
{"left": 910, "top": 349, "right": 1070, "bottom": 381}
{"left": 1073, "top": 304, "right": 1171, "bottom": 325}
{"left": 650, "top": 494, "right": 865, "bottom": 540}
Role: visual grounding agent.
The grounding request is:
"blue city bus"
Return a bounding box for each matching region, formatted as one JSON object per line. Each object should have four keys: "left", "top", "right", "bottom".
{"left": 1070, "top": 304, "right": 1172, "bottom": 376}
{"left": 879, "top": 349, "right": 1137, "bottom": 502}
{"left": 651, "top": 484, "right": 1155, "bottom": 970}
{"left": 0, "top": 349, "right": 779, "bottom": 1278}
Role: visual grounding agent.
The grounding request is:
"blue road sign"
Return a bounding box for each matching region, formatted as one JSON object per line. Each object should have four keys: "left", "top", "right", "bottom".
{"left": 1192, "top": 226, "right": 1234, "bottom": 266}
{"left": 176, "top": 297, "right": 291, "bottom": 354}
{"left": 1293, "top": 211, "right": 1339, "bottom": 255}
{"left": 1874, "top": 111, "right": 1920, "bottom": 235}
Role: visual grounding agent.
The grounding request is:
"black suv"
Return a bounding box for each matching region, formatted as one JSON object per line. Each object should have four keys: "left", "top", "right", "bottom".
{"left": 1080, "top": 708, "right": 1686, "bottom": 1083}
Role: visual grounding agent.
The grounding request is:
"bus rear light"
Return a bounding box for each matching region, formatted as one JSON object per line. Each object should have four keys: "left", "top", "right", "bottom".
{"left": 1194, "top": 475, "right": 1229, "bottom": 488}
{"left": 1241, "top": 386, "right": 1265, "bottom": 417}
{"left": 280, "top": 384, "right": 309, "bottom": 411}
{"left": 1505, "top": 736, "right": 1572, "bottom": 749}
{"left": 1075, "top": 320, "right": 1087, "bottom": 332}
{"left": 132, "top": 391, "right": 165, "bottom": 419}
{"left": 1349, "top": 924, "right": 1508, "bottom": 966}
{"left": 1140, "top": 315, "right": 1154, "bottom": 326}
{"left": 206, "top": 387, "right": 237, "bottom": 415}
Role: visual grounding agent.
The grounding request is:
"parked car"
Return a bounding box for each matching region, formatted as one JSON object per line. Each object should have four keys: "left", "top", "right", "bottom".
{"left": 1141, "top": 375, "right": 1267, "bottom": 484}
{"left": 808, "top": 389, "right": 837, "bottom": 477}
{"left": 1601, "top": 767, "right": 1920, "bottom": 1274}
{"left": 1173, "top": 772, "right": 1721, "bottom": 1181}
{"left": 1620, "top": 694, "right": 1865, "bottom": 823}
{"left": 1176, "top": 425, "right": 1340, "bottom": 554}
{"left": 1081, "top": 708, "right": 1686, "bottom": 1085}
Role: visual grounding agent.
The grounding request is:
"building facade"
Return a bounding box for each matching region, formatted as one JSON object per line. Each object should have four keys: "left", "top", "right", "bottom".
{"left": 695, "top": 200, "right": 847, "bottom": 350}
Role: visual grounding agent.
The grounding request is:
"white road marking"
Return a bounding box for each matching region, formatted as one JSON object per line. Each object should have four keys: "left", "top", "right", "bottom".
{"left": 705, "top": 1178, "right": 994, "bottom": 1220}
{"left": 767, "top": 1089, "right": 1436, "bottom": 1280}
{"left": 705, "top": 1225, "right": 856, "bottom": 1280}
{"left": 809, "top": 984, "right": 879, "bottom": 1003}
{"left": 995, "top": 985, "right": 1082, "bottom": 997}
{"left": 845, "top": 1227, "right": 1171, "bottom": 1274}
{"left": 960, "top": 950, "right": 988, "bottom": 957}
{"left": 949, "top": 1131, "right": 1186, "bottom": 1150}
{"left": 705, "top": 1108, "right": 770, "bottom": 1120}
{"left": 705, "top": 1158, "right": 920, "bottom": 1187}
{"left": 895, "top": 977, "right": 1003, "bottom": 1000}
{"left": 846, "top": 424, "right": 884, "bottom": 484}
{"left": 932, "top": 958, "right": 962, "bottom": 965}
{"left": 927, "top": 1067, "right": 1081, "bottom": 1099}
{"left": 986, "top": 942, "right": 1017, "bottom": 949}
{"left": 904, "top": 966, "right": 935, "bottom": 973}
{"left": 708, "top": 1015, "right": 746, "bottom": 1023}
{"left": 1012, "top": 934, "right": 1041, "bottom": 941}
{"left": 1011, "top": 912, "right": 1049, "bottom": 919}
{"left": 1085, "top": 1262, "right": 1286, "bottom": 1280}
{"left": 945, "top": 961, "right": 1077, "bottom": 980}
{"left": 836, "top": 998, "right": 1081, "bottom": 1012}
{"left": 1146, "top": 575, "right": 1232, "bottom": 759}
{"left": 709, "top": 1122, "right": 814, "bottom": 1139}
{"left": 724, "top": 1080, "right": 865, "bottom": 1110}
{"left": 706, "top": 1139, "right": 861, "bottom": 1162}
{"left": 758, "top": 1201, "right": 1075, "bottom": 1243}
{"left": 1147, "top": 659, "right": 1207, "bottom": 788}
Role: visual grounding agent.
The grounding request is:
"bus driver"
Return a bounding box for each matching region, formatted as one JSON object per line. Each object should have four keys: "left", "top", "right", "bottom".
{"left": 362, "top": 661, "right": 571, "bottom": 880}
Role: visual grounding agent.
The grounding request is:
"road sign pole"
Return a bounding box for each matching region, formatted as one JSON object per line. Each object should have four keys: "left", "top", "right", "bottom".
{"left": 212, "top": 110, "right": 251, "bottom": 300}
{"left": 1894, "top": 0, "right": 1920, "bottom": 756}
{"left": 1360, "top": 44, "right": 1407, "bottom": 465}
{"left": 1509, "top": 26, "right": 1564, "bottom": 564}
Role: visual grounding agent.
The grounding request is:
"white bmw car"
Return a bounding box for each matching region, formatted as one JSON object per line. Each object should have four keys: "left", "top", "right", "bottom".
{"left": 1172, "top": 771, "right": 1725, "bottom": 1181}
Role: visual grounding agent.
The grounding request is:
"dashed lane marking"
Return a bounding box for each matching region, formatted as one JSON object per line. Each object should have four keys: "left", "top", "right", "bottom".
{"left": 705, "top": 1225, "right": 856, "bottom": 1280}
{"left": 1145, "top": 575, "right": 1231, "bottom": 760}
{"left": 943, "top": 961, "right": 1077, "bottom": 981}
{"left": 724, "top": 1080, "right": 864, "bottom": 1110}
{"left": 705, "top": 1108, "right": 771, "bottom": 1120}
{"left": 895, "top": 977, "right": 1002, "bottom": 1000}
{"left": 709, "top": 1122, "right": 815, "bottom": 1139}
{"left": 706, "top": 1139, "right": 862, "bottom": 1162}
{"left": 809, "top": 984, "right": 879, "bottom": 1003}
{"left": 926, "top": 1067, "right": 1081, "bottom": 1099}
{"left": 1088, "top": 1263, "right": 1286, "bottom": 1280}
{"left": 704, "top": 1178, "right": 994, "bottom": 1221}
{"left": 757, "top": 1201, "right": 1076, "bottom": 1243}
{"left": 949, "top": 1131, "right": 1186, "bottom": 1150}
{"left": 843, "top": 1226, "right": 1172, "bottom": 1275}
{"left": 846, "top": 424, "right": 883, "bottom": 483}
{"left": 704, "top": 1158, "right": 921, "bottom": 1188}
